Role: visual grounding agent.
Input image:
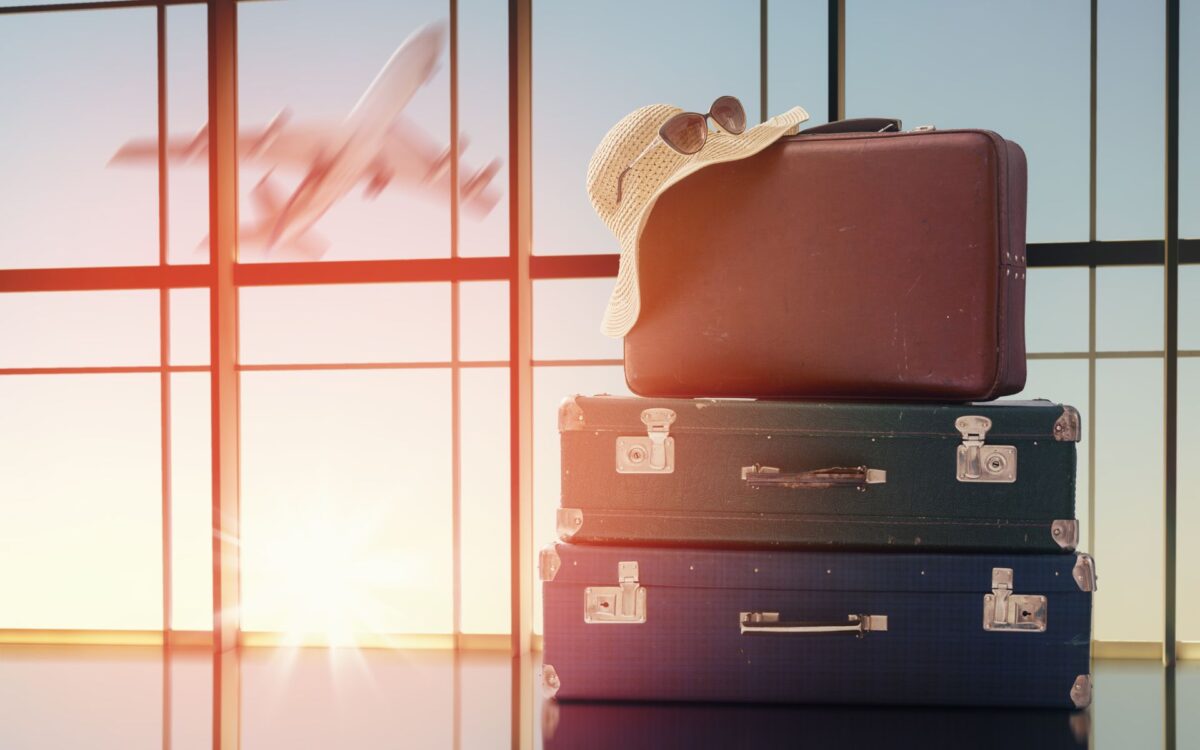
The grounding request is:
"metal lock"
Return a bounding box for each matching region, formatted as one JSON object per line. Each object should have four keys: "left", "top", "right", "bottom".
{"left": 956, "top": 416, "right": 1017, "bottom": 483}
{"left": 983, "top": 567, "right": 1047, "bottom": 632}
{"left": 616, "top": 408, "right": 676, "bottom": 474}
{"left": 584, "top": 561, "right": 646, "bottom": 624}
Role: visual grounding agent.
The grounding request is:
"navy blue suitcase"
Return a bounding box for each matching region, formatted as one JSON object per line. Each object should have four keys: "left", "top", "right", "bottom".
{"left": 540, "top": 543, "right": 1096, "bottom": 708}
{"left": 542, "top": 701, "right": 1090, "bottom": 749}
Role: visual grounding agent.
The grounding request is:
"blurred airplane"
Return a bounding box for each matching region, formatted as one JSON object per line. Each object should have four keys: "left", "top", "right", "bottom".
{"left": 111, "top": 22, "right": 501, "bottom": 259}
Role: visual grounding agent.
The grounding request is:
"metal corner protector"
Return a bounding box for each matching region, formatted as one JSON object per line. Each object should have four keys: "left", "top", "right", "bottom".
{"left": 1051, "top": 519, "right": 1079, "bottom": 550}
{"left": 1053, "top": 405, "right": 1082, "bottom": 442}
{"left": 1070, "top": 674, "right": 1092, "bottom": 709}
{"left": 541, "top": 664, "right": 561, "bottom": 699}
{"left": 558, "top": 395, "right": 585, "bottom": 432}
{"left": 538, "top": 545, "right": 562, "bottom": 582}
{"left": 1072, "top": 554, "right": 1097, "bottom": 592}
{"left": 556, "top": 508, "right": 583, "bottom": 540}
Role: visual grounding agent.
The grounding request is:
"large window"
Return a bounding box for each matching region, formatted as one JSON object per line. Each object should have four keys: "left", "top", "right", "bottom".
{"left": 0, "top": 0, "right": 1195, "bottom": 656}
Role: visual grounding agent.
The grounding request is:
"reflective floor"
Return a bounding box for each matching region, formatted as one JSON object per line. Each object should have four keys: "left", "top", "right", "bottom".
{"left": 0, "top": 645, "right": 1196, "bottom": 749}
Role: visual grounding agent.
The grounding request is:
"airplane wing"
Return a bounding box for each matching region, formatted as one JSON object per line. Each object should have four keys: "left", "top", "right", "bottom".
{"left": 110, "top": 111, "right": 341, "bottom": 169}
{"left": 376, "top": 116, "right": 502, "bottom": 216}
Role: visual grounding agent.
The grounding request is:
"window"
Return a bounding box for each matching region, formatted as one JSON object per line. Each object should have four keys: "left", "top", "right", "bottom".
{"left": 0, "top": 0, "right": 1193, "bottom": 657}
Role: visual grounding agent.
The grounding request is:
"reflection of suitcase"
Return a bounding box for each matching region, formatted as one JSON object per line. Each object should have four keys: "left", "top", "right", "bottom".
{"left": 559, "top": 395, "right": 1080, "bottom": 552}
{"left": 540, "top": 543, "right": 1095, "bottom": 708}
{"left": 542, "top": 701, "right": 1090, "bottom": 749}
{"left": 624, "top": 123, "right": 1027, "bottom": 401}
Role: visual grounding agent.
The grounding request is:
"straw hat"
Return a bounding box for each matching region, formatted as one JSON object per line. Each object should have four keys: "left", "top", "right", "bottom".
{"left": 588, "top": 102, "right": 809, "bottom": 337}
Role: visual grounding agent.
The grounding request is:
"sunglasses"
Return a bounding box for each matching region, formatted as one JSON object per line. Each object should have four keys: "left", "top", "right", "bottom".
{"left": 616, "top": 95, "right": 747, "bottom": 204}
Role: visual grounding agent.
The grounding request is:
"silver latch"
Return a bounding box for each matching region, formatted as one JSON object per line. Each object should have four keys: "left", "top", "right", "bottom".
{"left": 584, "top": 561, "right": 646, "bottom": 624}
{"left": 956, "top": 416, "right": 1017, "bottom": 483}
{"left": 983, "top": 567, "right": 1047, "bottom": 632}
{"left": 616, "top": 408, "right": 676, "bottom": 474}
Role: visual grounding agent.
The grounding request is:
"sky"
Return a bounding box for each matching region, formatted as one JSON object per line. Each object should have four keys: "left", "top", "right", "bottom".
{"left": 0, "top": 0, "right": 1197, "bottom": 643}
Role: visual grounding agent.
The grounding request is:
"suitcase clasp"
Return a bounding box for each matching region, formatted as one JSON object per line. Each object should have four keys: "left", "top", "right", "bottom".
{"left": 956, "top": 416, "right": 1017, "bottom": 483}
{"left": 983, "top": 567, "right": 1047, "bottom": 632}
{"left": 584, "top": 561, "right": 647, "bottom": 624}
{"left": 616, "top": 408, "right": 676, "bottom": 474}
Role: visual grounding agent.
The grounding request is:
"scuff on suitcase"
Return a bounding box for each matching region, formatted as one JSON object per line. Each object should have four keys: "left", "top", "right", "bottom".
{"left": 540, "top": 543, "right": 1095, "bottom": 708}
{"left": 559, "top": 395, "right": 1080, "bottom": 552}
{"left": 624, "top": 125, "right": 1027, "bottom": 401}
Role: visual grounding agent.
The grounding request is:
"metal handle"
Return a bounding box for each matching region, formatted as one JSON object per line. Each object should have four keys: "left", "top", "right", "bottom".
{"left": 739, "top": 612, "right": 888, "bottom": 637}
{"left": 741, "top": 464, "right": 886, "bottom": 490}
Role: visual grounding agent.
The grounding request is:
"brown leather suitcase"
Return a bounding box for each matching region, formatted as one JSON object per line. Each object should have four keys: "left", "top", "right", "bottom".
{"left": 624, "top": 119, "right": 1027, "bottom": 401}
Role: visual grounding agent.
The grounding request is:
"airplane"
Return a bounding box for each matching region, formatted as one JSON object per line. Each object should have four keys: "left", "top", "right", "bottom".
{"left": 111, "top": 22, "right": 502, "bottom": 259}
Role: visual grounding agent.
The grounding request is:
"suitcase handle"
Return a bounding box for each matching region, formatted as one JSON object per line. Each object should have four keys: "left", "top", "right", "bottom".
{"left": 797, "top": 117, "right": 902, "bottom": 135}
{"left": 740, "top": 464, "right": 887, "bottom": 490}
{"left": 739, "top": 612, "right": 888, "bottom": 638}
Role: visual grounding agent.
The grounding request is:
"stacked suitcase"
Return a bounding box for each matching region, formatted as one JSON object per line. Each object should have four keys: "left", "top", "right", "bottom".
{"left": 541, "top": 123, "right": 1095, "bottom": 731}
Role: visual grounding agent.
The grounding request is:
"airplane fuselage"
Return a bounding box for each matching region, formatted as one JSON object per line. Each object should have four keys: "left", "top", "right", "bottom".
{"left": 267, "top": 24, "right": 443, "bottom": 250}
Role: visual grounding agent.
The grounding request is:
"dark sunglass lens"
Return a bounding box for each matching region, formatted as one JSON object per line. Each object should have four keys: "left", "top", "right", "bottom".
{"left": 711, "top": 96, "right": 746, "bottom": 134}
{"left": 661, "top": 113, "right": 707, "bottom": 154}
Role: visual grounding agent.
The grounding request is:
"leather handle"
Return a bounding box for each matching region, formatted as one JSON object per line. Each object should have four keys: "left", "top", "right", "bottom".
{"left": 797, "top": 117, "right": 902, "bottom": 135}
{"left": 740, "top": 612, "right": 888, "bottom": 637}
{"left": 741, "top": 464, "right": 887, "bottom": 490}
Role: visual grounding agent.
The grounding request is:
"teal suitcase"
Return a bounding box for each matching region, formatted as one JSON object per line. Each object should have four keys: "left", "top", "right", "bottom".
{"left": 558, "top": 395, "right": 1080, "bottom": 552}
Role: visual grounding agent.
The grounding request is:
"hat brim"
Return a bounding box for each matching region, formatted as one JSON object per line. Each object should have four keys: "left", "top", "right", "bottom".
{"left": 601, "top": 106, "right": 810, "bottom": 338}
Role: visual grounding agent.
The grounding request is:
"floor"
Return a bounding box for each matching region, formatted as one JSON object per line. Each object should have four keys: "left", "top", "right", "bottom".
{"left": 0, "top": 645, "right": 1195, "bottom": 749}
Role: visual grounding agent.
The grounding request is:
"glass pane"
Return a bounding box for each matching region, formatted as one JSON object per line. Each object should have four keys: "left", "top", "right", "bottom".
{"left": 1097, "top": 0, "right": 1165, "bottom": 241}
{"left": 167, "top": 4, "right": 211, "bottom": 265}
{"left": 0, "top": 9, "right": 158, "bottom": 269}
{"left": 237, "top": 0, "right": 462, "bottom": 262}
{"left": 460, "top": 368, "right": 510, "bottom": 634}
{"left": 532, "top": 366, "right": 633, "bottom": 634}
{"left": 0, "top": 374, "right": 162, "bottom": 629}
{"left": 1180, "top": 359, "right": 1200, "bottom": 642}
{"left": 768, "top": 0, "right": 827, "bottom": 121}
{"left": 533, "top": 279, "right": 623, "bottom": 361}
{"left": 1008, "top": 359, "right": 1091, "bottom": 553}
{"left": 170, "top": 372, "right": 212, "bottom": 632}
{"left": 0, "top": 646, "right": 164, "bottom": 747}
{"left": 0, "top": 291, "right": 159, "bottom": 368}
{"left": 846, "top": 1, "right": 1089, "bottom": 243}
{"left": 1182, "top": 265, "right": 1199, "bottom": 350}
{"left": 1181, "top": 0, "right": 1200, "bottom": 238}
{"left": 1092, "top": 662, "right": 1165, "bottom": 749}
{"left": 1026, "top": 268, "right": 1089, "bottom": 353}
{"left": 459, "top": 653, "right": 512, "bottom": 748}
{"left": 238, "top": 283, "right": 450, "bottom": 365}
{"left": 240, "top": 370, "right": 452, "bottom": 636}
{"left": 533, "top": 0, "right": 761, "bottom": 255}
{"left": 169, "top": 288, "right": 210, "bottom": 367}
{"left": 459, "top": 281, "right": 509, "bottom": 362}
{"left": 1094, "top": 358, "right": 1163, "bottom": 643}
{"left": 168, "top": 650, "right": 213, "bottom": 750}
{"left": 1096, "top": 266, "right": 1163, "bottom": 351}
{"left": 458, "top": 0, "right": 510, "bottom": 258}
{"left": 241, "top": 650, "right": 453, "bottom": 747}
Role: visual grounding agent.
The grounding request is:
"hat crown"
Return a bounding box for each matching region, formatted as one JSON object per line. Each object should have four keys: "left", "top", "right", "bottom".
{"left": 586, "top": 103, "right": 683, "bottom": 230}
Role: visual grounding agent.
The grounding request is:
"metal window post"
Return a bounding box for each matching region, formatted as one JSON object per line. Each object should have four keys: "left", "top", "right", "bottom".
{"left": 509, "top": 0, "right": 534, "bottom": 747}
{"left": 208, "top": 0, "right": 241, "bottom": 747}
